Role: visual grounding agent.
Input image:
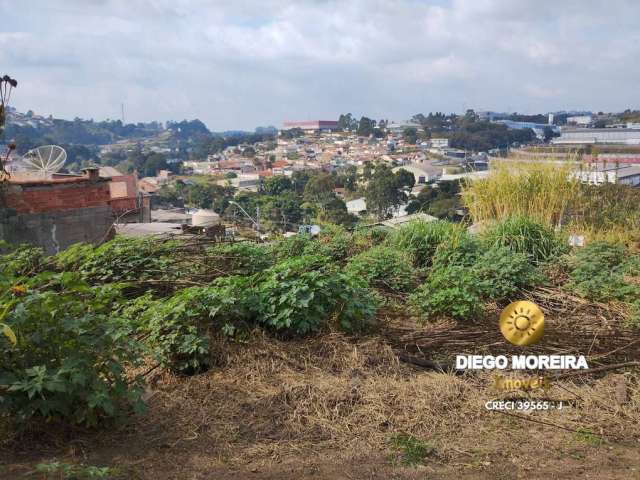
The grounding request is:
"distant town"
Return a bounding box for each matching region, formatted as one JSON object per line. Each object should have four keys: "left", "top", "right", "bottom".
{"left": 2, "top": 104, "right": 640, "bottom": 253}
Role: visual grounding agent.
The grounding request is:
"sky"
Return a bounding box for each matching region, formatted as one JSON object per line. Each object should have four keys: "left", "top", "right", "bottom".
{"left": 0, "top": 0, "right": 639, "bottom": 131}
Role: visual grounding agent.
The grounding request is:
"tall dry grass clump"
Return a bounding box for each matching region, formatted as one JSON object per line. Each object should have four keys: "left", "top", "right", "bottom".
{"left": 461, "top": 160, "right": 581, "bottom": 228}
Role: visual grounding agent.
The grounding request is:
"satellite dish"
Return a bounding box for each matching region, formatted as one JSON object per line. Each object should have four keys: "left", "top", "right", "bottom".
{"left": 18, "top": 145, "right": 67, "bottom": 178}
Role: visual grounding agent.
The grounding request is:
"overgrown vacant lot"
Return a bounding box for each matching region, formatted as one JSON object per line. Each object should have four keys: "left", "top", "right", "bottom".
{"left": 2, "top": 165, "right": 640, "bottom": 479}
{"left": 2, "top": 332, "right": 640, "bottom": 479}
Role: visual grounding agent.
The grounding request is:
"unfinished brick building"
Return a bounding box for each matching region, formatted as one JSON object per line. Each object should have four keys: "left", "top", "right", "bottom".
{"left": 0, "top": 168, "right": 115, "bottom": 254}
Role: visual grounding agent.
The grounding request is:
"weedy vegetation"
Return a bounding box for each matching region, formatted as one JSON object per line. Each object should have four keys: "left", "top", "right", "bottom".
{"left": 1, "top": 159, "right": 639, "bottom": 477}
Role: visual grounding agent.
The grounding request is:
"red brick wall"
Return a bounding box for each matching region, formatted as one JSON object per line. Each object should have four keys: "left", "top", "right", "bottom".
{"left": 109, "top": 197, "right": 138, "bottom": 214}
{"left": 3, "top": 179, "right": 112, "bottom": 215}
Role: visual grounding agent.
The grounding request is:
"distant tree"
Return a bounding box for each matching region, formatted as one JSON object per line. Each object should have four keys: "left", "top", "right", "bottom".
{"left": 395, "top": 168, "right": 416, "bottom": 190}
{"left": 402, "top": 127, "right": 418, "bottom": 145}
{"left": 340, "top": 165, "right": 358, "bottom": 192}
{"left": 140, "top": 153, "right": 169, "bottom": 177}
{"left": 338, "top": 113, "right": 355, "bottom": 131}
{"left": 261, "top": 191, "right": 303, "bottom": 231}
{"left": 263, "top": 175, "right": 293, "bottom": 195}
{"left": 173, "top": 182, "right": 236, "bottom": 212}
{"left": 266, "top": 154, "right": 276, "bottom": 168}
{"left": 449, "top": 122, "right": 535, "bottom": 151}
{"left": 242, "top": 146, "right": 256, "bottom": 157}
{"left": 291, "top": 170, "right": 311, "bottom": 194}
{"left": 303, "top": 172, "right": 335, "bottom": 204}
{"left": 406, "top": 180, "right": 462, "bottom": 220}
{"left": 320, "top": 196, "right": 355, "bottom": 226}
{"left": 362, "top": 161, "right": 373, "bottom": 180}
{"left": 280, "top": 128, "right": 304, "bottom": 139}
{"left": 410, "top": 114, "right": 427, "bottom": 127}
{"left": 357, "top": 116, "right": 375, "bottom": 137}
{"left": 365, "top": 164, "right": 407, "bottom": 220}
{"left": 224, "top": 191, "right": 260, "bottom": 225}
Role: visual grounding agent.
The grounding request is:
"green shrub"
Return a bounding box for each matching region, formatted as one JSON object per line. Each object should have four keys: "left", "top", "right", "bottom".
{"left": 431, "top": 232, "right": 480, "bottom": 269}
{"left": 409, "top": 265, "right": 483, "bottom": 321}
{"left": 345, "top": 245, "right": 417, "bottom": 293}
{"left": 411, "top": 246, "right": 543, "bottom": 321}
{"left": 473, "top": 247, "right": 544, "bottom": 301}
{"left": 313, "top": 224, "right": 353, "bottom": 261}
{"left": 350, "top": 227, "right": 390, "bottom": 255}
{"left": 206, "top": 242, "right": 272, "bottom": 276}
{"left": 75, "top": 236, "right": 180, "bottom": 283}
{"left": 567, "top": 241, "right": 638, "bottom": 302}
{"left": 267, "top": 234, "right": 315, "bottom": 260}
{"left": 482, "top": 216, "right": 566, "bottom": 264}
{"left": 257, "top": 255, "right": 378, "bottom": 334}
{"left": 52, "top": 242, "right": 95, "bottom": 271}
{"left": 386, "top": 220, "right": 464, "bottom": 266}
{"left": 0, "top": 245, "right": 46, "bottom": 279}
{"left": 268, "top": 230, "right": 351, "bottom": 263}
{"left": 138, "top": 276, "right": 258, "bottom": 373}
{"left": 0, "top": 273, "right": 145, "bottom": 426}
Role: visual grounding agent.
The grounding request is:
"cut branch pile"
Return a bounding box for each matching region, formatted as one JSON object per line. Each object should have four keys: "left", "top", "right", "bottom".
{"left": 385, "top": 285, "right": 640, "bottom": 373}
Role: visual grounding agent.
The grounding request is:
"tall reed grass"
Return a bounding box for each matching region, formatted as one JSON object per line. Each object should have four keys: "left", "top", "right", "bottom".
{"left": 461, "top": 159, "right": 640, "bottom": 247}
{"left": 461, "top": 160, "right": 581, "bottom": 227}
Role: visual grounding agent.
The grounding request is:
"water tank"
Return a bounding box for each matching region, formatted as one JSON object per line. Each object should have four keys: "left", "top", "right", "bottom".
{"left": 192, "top": 209, "right": 220, "bottom": 227}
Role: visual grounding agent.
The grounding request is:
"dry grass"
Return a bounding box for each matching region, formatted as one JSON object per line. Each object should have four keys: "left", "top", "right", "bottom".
{"left": 461, "top": 159, "right": 581, "bottom": 227}
{"left": 2, "top": 285, "right": 640, "bottom": 479}
{"left": 2, "top": 329, "right": 639, "bottom": 479}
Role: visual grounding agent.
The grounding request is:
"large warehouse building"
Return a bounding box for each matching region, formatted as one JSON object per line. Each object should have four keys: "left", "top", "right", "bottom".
{"left": 282, "top": 120, "right": 339, "bottom": 133}
{"left": 552, "top": 128, "right": 640, "bottom": 145}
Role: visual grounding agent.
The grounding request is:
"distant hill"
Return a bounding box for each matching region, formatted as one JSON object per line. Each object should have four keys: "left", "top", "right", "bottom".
{"left": 3, "top": 108, "right": 165, "bottom": 154}
{"left": 1, "top": 109, "right": 277, "bottom": 172}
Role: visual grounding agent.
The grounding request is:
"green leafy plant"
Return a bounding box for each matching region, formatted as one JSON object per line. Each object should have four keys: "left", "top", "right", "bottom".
{"left": 51, "top": 242, "right": 94, "bottom": 271}
{"left": 411, "top": 245, "right": 543, "bottom": 321}
{"left": 627, "top": 300, "right": 640, "bottom": 329}
{"left": 257, "top": 255, "right": 378, "bottom": 334}
{"left": 345, "top": 245, "right": 417, "bottom": 293}
{"left": 138, "top": 276, "right": 258, "bottom": 374}
{"left": 0, "top": 301, "right": 17, "bottom": 346}
{"left": 312, "top": 224, "right": 353, "bottom": 261}
{"left": 431, "top": 232, "right": 480, "bottom": 269}
{"left": 267, "top": 233, "right": 315, "bottom": 260}
{"left": 73, "top": 236, "right": 180, "bottom": 283}
{"left": 349, "top": 226, "right": 389, "bottom": 255}
{"left": 409, "top": 265, "right": 483, "bottom": 321}
{"left": 0, "top": 244, "right": 45, "bottom": 278}
{"left": 567, "top": 241, "right": 638, "bottom": 302}
{"left": 0, "top": 273, "right": 146, "bottom": 426}
{"left": 473, "top": 247, "right": 544, "bottom": 301}
{"left": 205, "top": 242, "right": 272, "bottom": 276}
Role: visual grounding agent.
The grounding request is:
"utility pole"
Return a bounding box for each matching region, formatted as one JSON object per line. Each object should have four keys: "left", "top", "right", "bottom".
{"left": 121, "top": 103, "right": 125, "bottom": 123}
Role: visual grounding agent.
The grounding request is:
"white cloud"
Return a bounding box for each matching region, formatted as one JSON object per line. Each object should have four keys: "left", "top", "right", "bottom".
{"left": 0, "top": 0, "right": 638, "bottom": 129}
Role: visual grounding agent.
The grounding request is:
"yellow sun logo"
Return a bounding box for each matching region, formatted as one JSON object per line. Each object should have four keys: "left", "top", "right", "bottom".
{"left": 499, "top": 300, "right": 544, "bottom": 346}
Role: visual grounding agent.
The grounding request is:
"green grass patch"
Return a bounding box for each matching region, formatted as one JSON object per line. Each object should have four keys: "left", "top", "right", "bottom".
{"left": 389, "top": 433, "right": 437, "bottom": 466}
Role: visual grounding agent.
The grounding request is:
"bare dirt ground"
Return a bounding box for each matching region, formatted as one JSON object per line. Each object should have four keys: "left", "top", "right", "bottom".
{"left": 2, "top": 328, "right": 639, "bottom": 480}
